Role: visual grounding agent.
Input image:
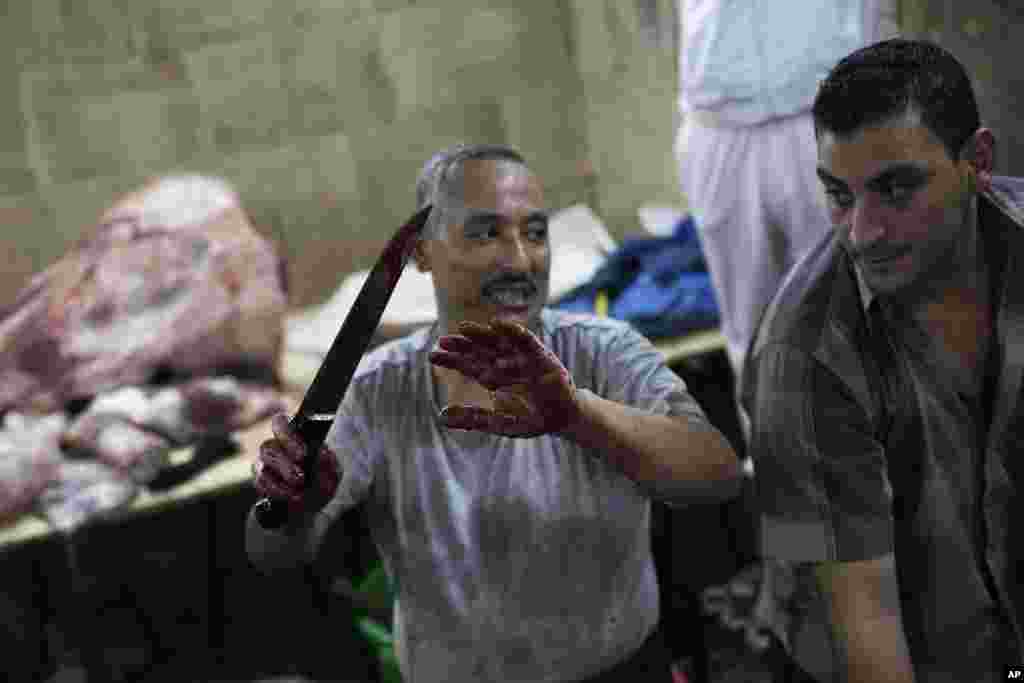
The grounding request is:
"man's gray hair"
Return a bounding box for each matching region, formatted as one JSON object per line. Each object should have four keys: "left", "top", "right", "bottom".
{"left": 415, "top": 143, "right": 527, "bottom": 238}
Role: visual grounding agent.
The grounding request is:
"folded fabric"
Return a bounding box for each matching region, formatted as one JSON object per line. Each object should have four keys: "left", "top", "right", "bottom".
{"left": 554, "top": 214, "right": 720, "bottom": 338}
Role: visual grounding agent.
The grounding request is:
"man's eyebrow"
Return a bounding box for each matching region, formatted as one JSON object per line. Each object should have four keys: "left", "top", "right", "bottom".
{"left": 462, "top": 208, "right": 550, "bottom": 223}
{"left": 865, "top": 164, "right": 932, "bottom": 188}
{"left": 462, "top": 209, "right": 500, "bottom": 225}
{"left": 817, "top": 163, "right": 931, "bottom": 188}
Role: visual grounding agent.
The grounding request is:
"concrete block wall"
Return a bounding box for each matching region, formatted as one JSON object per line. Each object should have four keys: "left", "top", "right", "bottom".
{"left": 570, "top": 0, "right": 682, "bottom": 229}
{"left": 898, "top": 0, "right": 1024, "bottom": 180}
{"left": 4, "top": 1, "right": 1016, "bottom": 311}
{"left": 0, "top": 0, "right": 683, "bottom": 310}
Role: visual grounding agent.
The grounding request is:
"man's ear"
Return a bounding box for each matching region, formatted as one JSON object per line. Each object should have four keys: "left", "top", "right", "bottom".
{"left": 411, "top": 237, "right": 431, "bottom": 273}
{"left": 965, "top": 128, "right": 996, "bottom": 193}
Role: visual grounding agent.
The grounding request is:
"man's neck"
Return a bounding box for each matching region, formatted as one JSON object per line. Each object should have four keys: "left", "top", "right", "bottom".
{"left": 912, "top": 202, "right": 994, "bottom": 376}
{"left": 911, "top": 195, "right": 988, "bottom": 319}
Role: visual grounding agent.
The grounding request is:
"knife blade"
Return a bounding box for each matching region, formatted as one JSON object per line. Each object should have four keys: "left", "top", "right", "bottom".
{"left": 255, "top": 204, "right": 433, "bottom": 528}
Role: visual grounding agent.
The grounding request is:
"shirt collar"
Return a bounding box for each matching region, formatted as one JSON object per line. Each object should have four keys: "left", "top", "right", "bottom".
{"left": 854, "top": 258, "right": 875, "bottom": 315}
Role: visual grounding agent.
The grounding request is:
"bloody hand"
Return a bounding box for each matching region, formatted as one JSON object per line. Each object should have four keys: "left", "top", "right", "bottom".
{"left": 252, "top": 413, "right": 341, "bottom": 516}
{"left": 428, "top": 318, "right": 582, "bottom": 438}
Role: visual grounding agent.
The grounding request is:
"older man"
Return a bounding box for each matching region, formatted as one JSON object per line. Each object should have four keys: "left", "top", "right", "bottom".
{"left": 246, "top": 143, "right": 740, "bottom": 682}
{"left": 744, "top": 40, "right": 1024, "bottom": 681}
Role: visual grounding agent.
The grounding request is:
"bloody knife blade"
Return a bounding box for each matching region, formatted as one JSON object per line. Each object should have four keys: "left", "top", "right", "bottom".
{"left": 255, "top": 204, "right": 432, "bottom": 528}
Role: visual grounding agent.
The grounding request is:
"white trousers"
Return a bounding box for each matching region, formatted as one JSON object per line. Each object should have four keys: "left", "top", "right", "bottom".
{"left": 675, "top": 111, "right": 832, "bottom": 387}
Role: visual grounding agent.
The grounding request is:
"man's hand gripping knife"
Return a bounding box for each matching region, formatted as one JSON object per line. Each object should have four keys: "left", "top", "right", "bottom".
{"left": 245, "top": 411, "right": 342, "bottom": 577}
{"left": 247, "top": 414, "right": 341, "bottom": 573}
{"left": 254, "top": 414, "right": 341, "bottom": 519}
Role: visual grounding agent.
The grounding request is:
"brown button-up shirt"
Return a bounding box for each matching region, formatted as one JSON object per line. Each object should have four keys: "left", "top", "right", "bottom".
{"left": 743, "top": 177, "right": 1024, "bottom": 680}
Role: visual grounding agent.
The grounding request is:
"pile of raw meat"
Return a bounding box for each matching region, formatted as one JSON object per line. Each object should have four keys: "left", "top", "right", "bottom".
{"left": 0, "top": 175, "right": 289, "bottom": 531}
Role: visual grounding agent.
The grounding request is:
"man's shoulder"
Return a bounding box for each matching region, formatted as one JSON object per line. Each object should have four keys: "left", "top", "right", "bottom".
{"left": 540, "top": 309, "right": 645, "bottom": 360}
{"left": 349, "top": 325, "right": 433, "bottom": 387}
{"left": 750, "top": 230, "right": 854, "bottom": 359}
{"left": 541, "top": 308, "right": 635, "bottom": 340}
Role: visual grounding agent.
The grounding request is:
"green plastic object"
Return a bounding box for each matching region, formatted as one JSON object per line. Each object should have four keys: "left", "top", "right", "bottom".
{"left": 353, "top": 564, "right": 401, "bottom": 683}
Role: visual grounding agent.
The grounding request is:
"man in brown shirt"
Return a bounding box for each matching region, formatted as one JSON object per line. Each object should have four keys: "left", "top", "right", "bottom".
{"left": 744, "top": 39, "right": 1023, "bottom": 681}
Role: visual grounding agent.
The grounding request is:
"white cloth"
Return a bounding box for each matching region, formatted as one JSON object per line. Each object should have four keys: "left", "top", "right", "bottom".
{"left": 249, "top": 309, "right": 714, "bottom": 683}
{"left": 678, "top": 0, "right": 885, "bottom": 127}
{"left": 676, "top": 112, "right": 831, "bottom": 384}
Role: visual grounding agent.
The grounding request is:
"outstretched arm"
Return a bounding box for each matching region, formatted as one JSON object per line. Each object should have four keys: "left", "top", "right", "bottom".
{"left": 429, "top": 318, "right": 741, "bottom": 503}
{"left": 560, "top": 387, "right": 740, "bottom": 501}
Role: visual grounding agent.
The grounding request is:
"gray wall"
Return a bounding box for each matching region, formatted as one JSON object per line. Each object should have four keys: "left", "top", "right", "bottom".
{"left": 0, "top": 0, "right": 682, "bottom": 309}
{"left": 3, "top": 0, "right": 1019, "bottom": 310}
{"left": 898, "top": 0, "right": 1024, "bottom": 179}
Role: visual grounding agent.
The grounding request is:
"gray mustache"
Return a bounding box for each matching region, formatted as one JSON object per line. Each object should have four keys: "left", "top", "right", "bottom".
{"left": 482, "top": 278, "right": 538, "bottom": 296}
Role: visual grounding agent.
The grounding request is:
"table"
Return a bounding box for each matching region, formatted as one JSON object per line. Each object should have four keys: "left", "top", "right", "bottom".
{"left": 654, "top": 328, "right": 727, "bottom": 364}
{"left": 0, "top": 393, "right": 299, "bottom": 552}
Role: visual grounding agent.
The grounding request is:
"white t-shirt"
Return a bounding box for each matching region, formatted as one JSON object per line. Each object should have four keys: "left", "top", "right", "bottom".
{"left": 256, "top": 309, "right": 713, "bottom": 682}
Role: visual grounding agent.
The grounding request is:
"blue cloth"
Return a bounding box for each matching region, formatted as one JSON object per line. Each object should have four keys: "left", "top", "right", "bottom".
{"left": 554, "top": 214, "right": 720, "bottom": 339}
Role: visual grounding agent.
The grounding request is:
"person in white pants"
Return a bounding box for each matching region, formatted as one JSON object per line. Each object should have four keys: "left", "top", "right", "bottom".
{"left": 675, "top": 0, "right": 897, "bottom": 435}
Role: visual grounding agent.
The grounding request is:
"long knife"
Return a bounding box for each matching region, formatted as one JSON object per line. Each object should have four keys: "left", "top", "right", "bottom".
{"left": 255, "top": 204, "right": 433, "bottom": 528}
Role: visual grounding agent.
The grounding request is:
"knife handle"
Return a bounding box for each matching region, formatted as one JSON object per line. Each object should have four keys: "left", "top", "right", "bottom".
{"left": 253, "top": 413, "right": 335, "bottom": 530}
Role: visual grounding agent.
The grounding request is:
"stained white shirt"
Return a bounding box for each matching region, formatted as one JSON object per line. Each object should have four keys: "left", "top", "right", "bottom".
{"left": 249, "top": 309, "right": 715, "bottom": 682}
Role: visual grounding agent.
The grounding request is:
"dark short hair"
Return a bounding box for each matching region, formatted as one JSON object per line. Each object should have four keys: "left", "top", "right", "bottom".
{"left": 812, "top": 39, "right": 981, "bottom": 160}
